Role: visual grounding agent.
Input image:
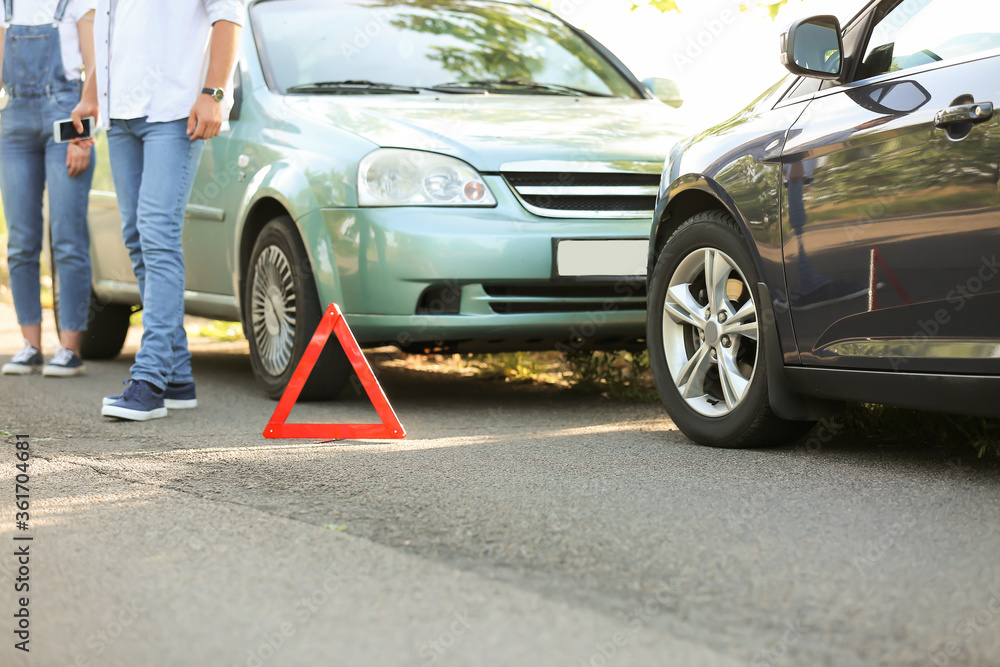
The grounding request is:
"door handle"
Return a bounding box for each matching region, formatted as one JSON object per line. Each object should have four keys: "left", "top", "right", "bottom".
{"left": 935, "top": 102, "right": 993, "bottom": 128}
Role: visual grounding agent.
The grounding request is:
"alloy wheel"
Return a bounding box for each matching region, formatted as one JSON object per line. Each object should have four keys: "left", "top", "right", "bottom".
{"left": 250, "top": 245, "right": 297, "bottom": 377}
{"left": 661, "top": 247, "right": 759, "bottom": 417}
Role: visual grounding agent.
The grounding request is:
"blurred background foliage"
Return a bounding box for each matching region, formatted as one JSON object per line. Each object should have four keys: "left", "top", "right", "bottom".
{"left": 628, "top": 0, "right": 803, "bottom": 19}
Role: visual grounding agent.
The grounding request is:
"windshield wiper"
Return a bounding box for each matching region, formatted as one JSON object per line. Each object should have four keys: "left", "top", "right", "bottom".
{"left": 285, "top": 80, "right": 423, "bottom": 95}
{"left": 429, "top": 79, "right": 613, "bottom": 97}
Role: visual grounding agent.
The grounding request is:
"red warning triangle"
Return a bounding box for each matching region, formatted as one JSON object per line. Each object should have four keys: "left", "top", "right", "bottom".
{"left": 263, "top": 303, "right": 406, "bottom": 440}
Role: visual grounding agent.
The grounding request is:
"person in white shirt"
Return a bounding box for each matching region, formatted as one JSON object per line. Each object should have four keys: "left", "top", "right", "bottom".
{"left": 0, "top": 0, "right": 97, "bottom": 378}
{"left": 74, "top": 0, "right": 244, "bottom": 421}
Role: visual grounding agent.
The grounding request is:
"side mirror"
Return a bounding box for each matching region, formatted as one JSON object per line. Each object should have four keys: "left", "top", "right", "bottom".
{"left": 780, "top": 16, "right": 844, "bottom": 80}
{"left": 642, "top": 77, "right": 684, "bottom": 109}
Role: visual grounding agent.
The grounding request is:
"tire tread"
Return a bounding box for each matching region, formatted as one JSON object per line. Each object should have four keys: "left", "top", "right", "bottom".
{"left": 244, "top": 216, "right": 351, "bottom": 401}
{"left": 649, "top": 209, "right": 814, "bottom": 448}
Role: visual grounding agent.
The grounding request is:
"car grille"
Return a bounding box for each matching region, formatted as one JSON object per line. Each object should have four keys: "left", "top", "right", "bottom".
{"left": 501, "top": 160, "right": 662, "bottom": 219}
{"left": 483, "top": 282, "right": 646, "bottom": 315}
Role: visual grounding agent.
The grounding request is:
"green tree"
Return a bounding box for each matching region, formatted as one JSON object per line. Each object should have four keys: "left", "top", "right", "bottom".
{"left": 632, "top": 0, "right": 680, "bottom": 11}
{"left": 738, "top": 0, "right": 806, "bottom": 20}
{"left": 628, "top": 0, "right": 805, "bottom": 20}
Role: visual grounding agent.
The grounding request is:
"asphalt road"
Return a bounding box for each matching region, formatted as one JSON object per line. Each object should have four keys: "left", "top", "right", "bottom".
{"left": 1, "top": 302, "right": 998, "bottom": 667}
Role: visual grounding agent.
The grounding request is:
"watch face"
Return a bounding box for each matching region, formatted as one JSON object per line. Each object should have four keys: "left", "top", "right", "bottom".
{"left": 212, "top": 88, "right": 225, "bottom": 102}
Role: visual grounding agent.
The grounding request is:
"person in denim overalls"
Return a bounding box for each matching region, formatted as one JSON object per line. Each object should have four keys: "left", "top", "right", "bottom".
{"left": 0, "top": 0, "right": 96, "bottom": 376}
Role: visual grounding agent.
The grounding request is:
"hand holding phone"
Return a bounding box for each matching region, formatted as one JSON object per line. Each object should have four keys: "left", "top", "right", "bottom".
{"left": 54, "top": 116, "right": 95, "bottom": 143}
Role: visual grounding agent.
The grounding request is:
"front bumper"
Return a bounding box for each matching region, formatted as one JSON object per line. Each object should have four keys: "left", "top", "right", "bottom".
{"left": 318, "top": 180, "right": 652, "bottom": 349}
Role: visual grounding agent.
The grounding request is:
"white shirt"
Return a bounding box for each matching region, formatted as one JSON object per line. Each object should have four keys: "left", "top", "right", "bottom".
{"left": 3, "top": 0, "right": 97, "bottom": 81}
{"left": 93, "top": 0, "right": 244, "bottom": 126}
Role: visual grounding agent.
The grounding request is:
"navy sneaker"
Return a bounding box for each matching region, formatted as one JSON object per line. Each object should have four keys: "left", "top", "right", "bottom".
{"left": 101, "top": 380, "right": 167, "bottom": 421}
{"left": 2, "top": 341, "right": 44, "bottom": 375}
{"left": 103, "top": 380, "right": 197, "bottom": 409}
{"left": 163, "top": 381, "right": 197, "bottom": 409}
{"left": 42, "top": 347, "right": 86, "bottom": 377}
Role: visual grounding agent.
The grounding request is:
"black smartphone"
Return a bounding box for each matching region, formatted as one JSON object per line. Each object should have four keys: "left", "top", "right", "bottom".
{"left": 54, "top": 116, "right": 95, "bottom": 143}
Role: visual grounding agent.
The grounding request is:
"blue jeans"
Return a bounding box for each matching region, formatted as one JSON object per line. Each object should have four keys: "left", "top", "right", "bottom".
{"left": 106, "top": 117, "right": 203, "bottom": 390}
{"left": 0, "top": 90, "right": 94, "bottom": 332}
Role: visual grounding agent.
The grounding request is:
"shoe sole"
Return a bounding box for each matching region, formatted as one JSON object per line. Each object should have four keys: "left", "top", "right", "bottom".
{"left": 101, "top": 405, "right": 168, "bottom": 421}
{"left": 101, "top": 397, "right": 197, "bottom": 409}
{"left": 2, "top": 365, "right": 43, "bottom": 375}
{"left": 43, "top": 366, "right": 86, "bottom": 377}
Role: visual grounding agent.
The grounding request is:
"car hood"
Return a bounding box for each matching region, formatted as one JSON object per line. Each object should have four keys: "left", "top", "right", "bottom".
{"left": 282, "top": 94, "right": 686, "bottom": 170}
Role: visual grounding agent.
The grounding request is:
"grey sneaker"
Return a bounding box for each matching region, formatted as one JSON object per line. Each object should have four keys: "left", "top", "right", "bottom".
{"left": 43, "top": 347, "right": 86, "bottom": 377}
{"left": 2, "top": 341, "right": 44, "bottom": 375}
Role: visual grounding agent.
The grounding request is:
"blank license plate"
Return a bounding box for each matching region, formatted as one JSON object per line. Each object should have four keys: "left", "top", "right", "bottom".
{"left": 556, "top": 239, "right": 647, "bottom": 278}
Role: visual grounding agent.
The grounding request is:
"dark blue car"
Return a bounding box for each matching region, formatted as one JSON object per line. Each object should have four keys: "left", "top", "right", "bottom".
{"left": 646, "top": 0, "right": 1000, "bottom": 447}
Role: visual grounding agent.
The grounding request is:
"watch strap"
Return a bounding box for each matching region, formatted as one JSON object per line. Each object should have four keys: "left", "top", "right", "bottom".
{"left": 202, "top": 87, "right": 224, "bottom": 102}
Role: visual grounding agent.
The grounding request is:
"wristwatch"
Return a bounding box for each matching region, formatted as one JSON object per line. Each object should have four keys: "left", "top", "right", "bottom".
{"left": 202, "top": 87, "right": 225, "bottom": 103}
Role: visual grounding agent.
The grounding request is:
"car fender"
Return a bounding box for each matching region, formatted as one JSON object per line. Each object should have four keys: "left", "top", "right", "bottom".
{"left": 233, "top": 161, "right": 343, "bottom": 318}
{"left": 649, "top": 174, "right": 762, "bottom": 282}
{"left": 649, "top": 172, "right": 802, "bottom": 367}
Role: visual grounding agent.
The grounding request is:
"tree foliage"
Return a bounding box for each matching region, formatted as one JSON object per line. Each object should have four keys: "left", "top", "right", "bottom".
{"left": 631, "top": 0, "right": 680, "bottom": 11}
{"left": 738, "top": 0, "right": 805, "bottom": 20}
{"left": 629, "top": 0, "right": 805, "bottom": 20}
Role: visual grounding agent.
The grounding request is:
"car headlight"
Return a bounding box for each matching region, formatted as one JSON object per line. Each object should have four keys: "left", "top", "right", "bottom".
{"left": 358, "top": 148, "right": 497, "bottom": 207}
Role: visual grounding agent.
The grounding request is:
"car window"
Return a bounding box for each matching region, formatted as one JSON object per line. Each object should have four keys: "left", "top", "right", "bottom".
{"left": 856, "top": 0, "right": 1000, "bottom": 80}
{"left": 785, "top": 76, "right": 822, "bottom": 101}
{"left": 251, "top": 0, "right": 642, "bottom": 98}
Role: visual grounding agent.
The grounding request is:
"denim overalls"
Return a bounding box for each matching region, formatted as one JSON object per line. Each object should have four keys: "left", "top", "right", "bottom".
{"left": 0, "top": 0, "right": 94, "bottom": 333}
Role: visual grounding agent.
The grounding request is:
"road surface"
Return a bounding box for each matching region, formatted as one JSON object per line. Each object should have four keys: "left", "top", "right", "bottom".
{"left": 0, "top": 303, "right": 998, "bottom": 667}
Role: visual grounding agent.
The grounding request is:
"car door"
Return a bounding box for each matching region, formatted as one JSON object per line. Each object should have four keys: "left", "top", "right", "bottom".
{"left": 181, "top": 64, "right": 251, "bottom": 300}
{"left": 780, "top": 0, "right": 1000, "bottom": 374}
{"left": 88, "top": 133, "right": 136, "bottom": 293}
{"left": 182, "top": 143, "right": 236, "bottom": 298}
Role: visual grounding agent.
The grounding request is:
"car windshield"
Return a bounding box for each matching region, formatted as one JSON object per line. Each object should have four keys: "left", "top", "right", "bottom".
{"left": 250, "top": 0, "right": 642, "bottom": 98}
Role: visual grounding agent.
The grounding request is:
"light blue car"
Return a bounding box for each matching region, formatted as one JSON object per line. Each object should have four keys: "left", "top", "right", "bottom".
{"left": 82, "top": 0, "right": 685, "bottom": 398}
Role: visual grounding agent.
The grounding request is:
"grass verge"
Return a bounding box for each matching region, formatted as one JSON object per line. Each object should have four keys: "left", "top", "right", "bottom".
{"left": 563, "top": 350, "right": 658, "bottom": 402}
{"left": 464, "top": 349, "right": 1000, "bottom": 459}
{"left": 843, "top": 404, "right": 1000, "bottom": 459}
{"left": 185, "top": 320, "right": 244, "bottom": 342}
{"left": 426, "top": 349, "right": 658, "bottom": 401}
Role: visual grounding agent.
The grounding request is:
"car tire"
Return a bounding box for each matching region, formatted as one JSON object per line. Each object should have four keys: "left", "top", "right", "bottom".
{"left": 51, "top": 254, "right": 132, "bottom": 360}
{"left": 647, "top": 210, "right": 813, "bottom": 447}
{"left": 244, "top": 216, "right": 352, "bottom": 401}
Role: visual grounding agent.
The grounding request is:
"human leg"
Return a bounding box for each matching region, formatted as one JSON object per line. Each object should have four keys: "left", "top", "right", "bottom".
{"left": 45, "top": 117, "right": 95, "bottom": 347}
{"left": 127, "top": 118, "right": 203, "bottom": 390}
{"left": 105, "top": 119, "right": 146, "bottom": 297}
{"left": 0, "top": 99, "right": 47, "bottom": 349}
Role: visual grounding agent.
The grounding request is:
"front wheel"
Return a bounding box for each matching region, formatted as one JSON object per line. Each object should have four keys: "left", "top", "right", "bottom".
{"left": 245, "top": 217, "right": 351, "bottom": 400}
{"left": 647, "top": 210, "right": 812, "bottom": 447}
